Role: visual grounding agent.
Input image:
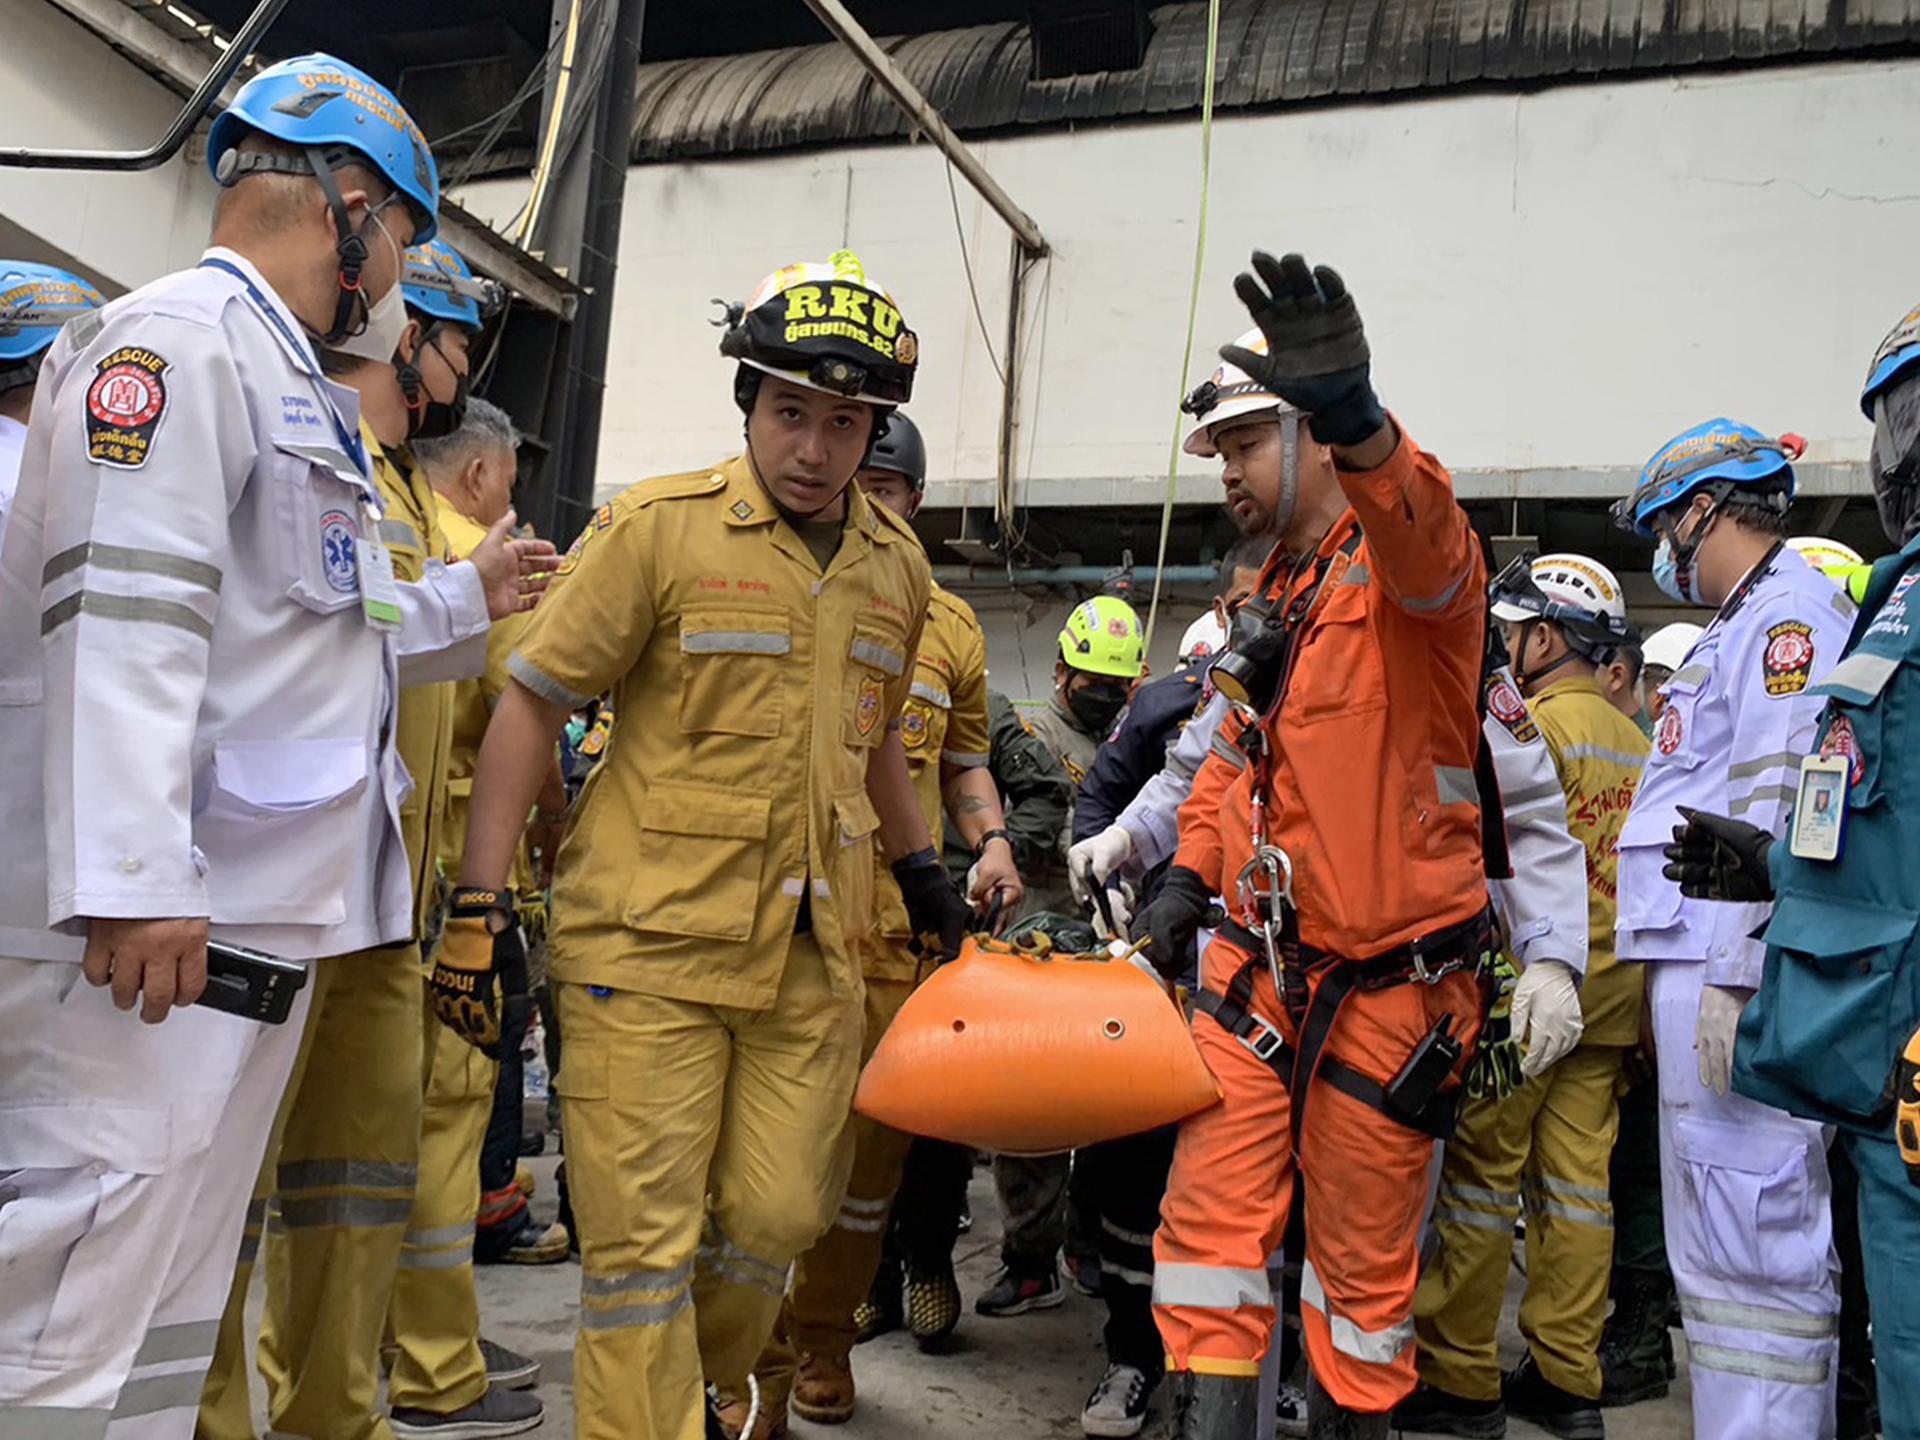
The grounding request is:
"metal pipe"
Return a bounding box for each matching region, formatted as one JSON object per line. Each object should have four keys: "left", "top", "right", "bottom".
{"left": 800, "top": 0, "right": 1047, "bottom": 257}
{"left": 997, "top": 234, "right": 1026, "bottom": 535}
{"left": 933, "top": 565, "right": 1218, "bottom": 587}
{"left": 0, "top": 0, "right": 290, "bottom": 171}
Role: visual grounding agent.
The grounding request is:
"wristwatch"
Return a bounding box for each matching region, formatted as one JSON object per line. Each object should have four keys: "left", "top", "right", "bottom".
{"left": 973, "top": 828, "right": 1014, "bottom": 861}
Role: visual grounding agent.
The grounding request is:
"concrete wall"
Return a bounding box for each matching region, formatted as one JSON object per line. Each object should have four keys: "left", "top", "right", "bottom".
{"left": 0, "top": 5, "right": 219, "bottom": 292}
{"left": 458, "top": 57, "right": 1920, "bottom": 512}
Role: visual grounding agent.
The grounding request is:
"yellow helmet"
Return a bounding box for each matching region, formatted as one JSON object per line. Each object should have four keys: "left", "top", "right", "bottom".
{"left": 1059, "top": 596, "right": 1145, "bottom": 679}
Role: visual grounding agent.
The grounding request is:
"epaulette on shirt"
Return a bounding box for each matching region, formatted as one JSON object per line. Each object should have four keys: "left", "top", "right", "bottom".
{"left": 556, "top": 467, "right": 728, "bottom": 575}
{"left": 864, "top": 495, "right": 920, "bottom": 546}
{"left": 930, "top": 583, "right": 978, "bottom": 626}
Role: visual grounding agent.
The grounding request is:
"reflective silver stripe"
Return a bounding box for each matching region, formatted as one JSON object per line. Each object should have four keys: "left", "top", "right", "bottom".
{"left": 404, "top": 1221, "right": 476, "bottom": 1250}
{"left": 509, "top": 652, "right": 593, "bottom": 709}
{"left": 1560, "top": 744, "right": 1648, "bottom": 769}
{"left": 42, "top": 541, "right": 222, "bottom": 593}
{"left": 130, "top": 1319, "right": 218, "bottom": 1368}
{"left": 378, "top": 519, "right": 422, "bottom": 549}
{"left": 1728, "top": 750, "right": 1802, "bottom": 781}
{"left": 1500, "top": 779, "right": 1564, "bottom": 806}
{"left": 1690, "top": 1342, "right": 1829, "bottom": 1386}
{"left": 110, "top": 1370, "right": 209, "bottom": 1420}
{"left": 6, "top": 1409, "right": 109, "bottom": 1440}
{"left": 1340, "top": 564, "right": 1371, "bottom": 587}
{"left": 1435, "top": 765, "right": 1478, "bottom": 806}
{"left": 1536, "top": 1175, "right": 1610, "bottom": 1205}
{"left": 1671, "top": 663, "right": 1711, "bottom": 687}
{"left": 1151, "top": 1262, "right": 1270, "bottom": 1309}
{"left": 399, "top": 1246, "right": 473, "bottom": 1271}
{"left": 276, "top": 439, "right": 362, "bottom": 476}
{"left": 1527, "top": 1197, "right": 1613, "bottom": 1228}
{"left": 1439, "top": 1183, "right": 1519, "bottom": 1209}
{"left": 1823, "top": 650, "right": 1899, "bottom": 700}
{"left": 941, "top": 749, "right": 990, "bottom": 767}
{"left": 682, "top": 630, "right": 792, "bottom": 657}
{"left": 1100, "top": 1216, "right": 1156, "bottom": 1249}
{"left": 1682, "top": 1296, "right": 1839, "bottom": 1340}
{"left": 909, "top": 680, "right": 952, "bottom": 708}
{"left": 699, "top": 1229, "right": 788, "bottom": 1295}
{"left": 1100, "top": 1259, "right": 1155, "bottom": 1288}
{"left": 812, "top": 877, "right": 832, "bottom": 898}
{"left": 1433, "top": 1204, "right": 1516, "bottom": 1234}
{"left": 41, "top": 591, "right": 211, "bottom": 641}
{"left": 834, "top": 1214, "right": 887, "bottom": 1234}
{"left": 1300, "top": 1261, "right": 1415, "bottom": 1364}
{"left": 839, "top": 1194, "right": 890, "bottom": 1216}
{"left": 278, "top": 1159, "right": 417, "bottom": 1192}
{"left": 850, "top": 638, "right": 906, "bottom": 675}
{"left": 1729, "top": 783, "right": 1798, "bottom": 818}
{"left": 781, "top": 877, "right": 806, "bottom": 897}
{"left": 582, "top": 1260, "right": 696, "bottom": 1299}
{"left": 581, "top": 1290, "right": 694, "bottom": 1330}
{"left": 1401, "top": 565, "right": 1471, "bottom": 616}
{"left": 277, "top": 1194, "right": 415, "bottom": 1228}
{"left": 1211, "top": 732, "right": 1249, "bottom": 770}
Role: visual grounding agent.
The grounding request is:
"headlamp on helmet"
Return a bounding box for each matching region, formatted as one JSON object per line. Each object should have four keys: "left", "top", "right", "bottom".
{"left": 716, "top": 250, "right": 917, "bottom": 408}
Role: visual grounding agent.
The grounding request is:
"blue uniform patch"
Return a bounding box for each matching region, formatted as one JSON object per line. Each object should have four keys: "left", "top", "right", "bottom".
{"left": 320, "top": 509, "right": 359, "bottom": 593}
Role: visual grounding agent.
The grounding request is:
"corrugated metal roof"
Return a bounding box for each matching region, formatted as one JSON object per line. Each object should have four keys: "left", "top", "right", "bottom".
{"left": 630, "top": 0, "right": 1920, "bottom": 161}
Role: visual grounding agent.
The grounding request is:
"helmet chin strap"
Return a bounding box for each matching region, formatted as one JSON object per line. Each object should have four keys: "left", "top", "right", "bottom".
{"left": 743, "top": 430, "right": 856, "bottom": 524}
{"left": 1512, "top": 620, "right": 1586, "bottom": 691}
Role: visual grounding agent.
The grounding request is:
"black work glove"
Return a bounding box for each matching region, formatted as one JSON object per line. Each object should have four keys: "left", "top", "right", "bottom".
{"left": 433, "top": 886, "right": 532, "bottom": 1058}
{"left": 1220, "top": 251, "right": 1387, "bottom": 448}
{"left": 1140, "top": 865, "right": 1215, "bottom": 981}
{"left": 1663, "top": 806, "right": 1776, "bottom": 903}
{"left": 892, "top": 848, "right": 973, "bottom": 963}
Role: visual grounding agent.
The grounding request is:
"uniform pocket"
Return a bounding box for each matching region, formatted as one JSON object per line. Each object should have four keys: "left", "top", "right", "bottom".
{"left": 832, "top": 788, "right": 882, "bottom": 937}
{"left": 271, "top": 439, "right": 368, "bottom": 616}
{"left": 1284, "top": 582, "right": 1387, "bottom": 725}
{"left": 844, "top": 624, "right": 908, "bottom": 750}
{"left": 625, "top": 781, "right": 772, "bottom": 941}
{"left": 1669, "top": 1117, "right": 1827, "bottom": 1292}
{"left": 197, "top": 737, "right": 369, "bottom": 924}
{"left": 678, "top": 606, "right": 790, "bottom": 738}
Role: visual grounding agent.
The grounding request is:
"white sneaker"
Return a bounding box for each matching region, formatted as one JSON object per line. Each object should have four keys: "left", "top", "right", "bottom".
{"left": 1082, "top": 1363, "right": 1153, "bottom": 1437}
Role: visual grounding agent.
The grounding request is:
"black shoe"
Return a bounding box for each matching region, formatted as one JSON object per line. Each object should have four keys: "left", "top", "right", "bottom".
{"left": 390, "top": 1384, "right": 543, "bottom": 1440}
{"left": 1598, "top": 1273, "right": 1675, "bottom": 1407}
{"left": 855, "top": 1255, "right": 904, "bottom": 1344}
{"left": 478, "top": 1336, "right": 539, "bottom": 1391}
{"left": 974, "top": 1265, "right": 1064, "bottom": 1317}
{"left": 1390, "top": 1383, "right": 1506, "bottom": 1437}
{"left": 1303, "top": 1371, "right": 1390, "bottom": 1438}
{"left": 1081, "top": 1363, "right": 1156, "bottom": 1437}
{"left": 1068, "top": 1253, "right": 1104, "bottom": 1298}
{"left": 1503, "top": 1356, "right": 1603, "bottom": 1440}
{"left": 906, "top": 1258, "right": 963, "bottom": 1348}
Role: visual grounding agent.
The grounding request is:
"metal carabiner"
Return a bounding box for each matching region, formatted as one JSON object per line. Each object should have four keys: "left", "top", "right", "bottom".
{"left": 1236, "top": 844, "right": 1295, "bottom": 995}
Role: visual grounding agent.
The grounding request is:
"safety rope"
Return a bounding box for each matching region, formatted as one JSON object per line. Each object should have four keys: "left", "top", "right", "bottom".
{"left": 1142, "top": 0, "right": 1222, "bottom": 658}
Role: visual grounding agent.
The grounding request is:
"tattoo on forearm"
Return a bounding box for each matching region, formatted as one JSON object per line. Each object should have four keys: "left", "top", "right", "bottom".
{"left": 953, "top": 795, "right": 990, "bottom": 816}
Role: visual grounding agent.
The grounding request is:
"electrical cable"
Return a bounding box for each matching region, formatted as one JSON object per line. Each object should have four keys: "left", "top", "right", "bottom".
{"left": 1142, "top": 0, "right": 1222, "bottom": 659}
{"left": 945, "top": 152, "right": 1006, "bottom": 388}
{"left": 517, "top": 0, "right": 585, "bottom": 246}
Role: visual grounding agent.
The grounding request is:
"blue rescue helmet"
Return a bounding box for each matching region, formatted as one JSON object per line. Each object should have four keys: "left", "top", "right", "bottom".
{"left": 1861, "top": 303, "right": 1920, "bottom": 419}
{"left": 0, "top": 262, "right": 105, "bottom": 390}
{"left": 401, "top": 240, "right": 496, "bottom": 332}
{"left": 1612, "top": 418, "right": 1796, "bottom": 539}
{"left": 207, "top": 53, "right": 439, "bottom": 245}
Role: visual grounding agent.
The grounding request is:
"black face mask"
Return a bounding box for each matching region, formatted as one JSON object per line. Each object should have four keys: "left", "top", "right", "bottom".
{"left": 397, "top": 330, "right": 470, "bottom": 442}
{"left": 1871, "top": 377, "right": 1920, "bottom": 545}
{"left": 1067, "top": 681, "right": 1129, "bottom": 736}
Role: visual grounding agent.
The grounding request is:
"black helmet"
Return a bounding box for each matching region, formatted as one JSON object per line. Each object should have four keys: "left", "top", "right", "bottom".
{"left": 866, "top": 409, "right": 926, "bottom": 489}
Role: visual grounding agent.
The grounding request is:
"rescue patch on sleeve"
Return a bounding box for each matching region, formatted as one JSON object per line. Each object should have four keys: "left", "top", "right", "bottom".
{"left": 85, "top": 346, "right": 169, "bottom": 468}
{"left": 1761, "top": 621, "right": 1815, "bottom": 697}
{"left": 1485, "top": 675, "right": 1539, "bottom": 743}
{"left": 1820, "top": 712, "right": 1863, "bottom": 786}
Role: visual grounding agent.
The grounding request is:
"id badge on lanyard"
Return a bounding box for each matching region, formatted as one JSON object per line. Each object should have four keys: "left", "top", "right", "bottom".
{"left": 356, "top": 499, "right": 403, "bottom": 633}
{"left": 1788, "top": 755, "right": 1849, "bottom": 863}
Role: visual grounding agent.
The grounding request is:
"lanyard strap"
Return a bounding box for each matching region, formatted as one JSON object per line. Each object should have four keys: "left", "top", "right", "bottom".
{"left": 197, "top": 257, "right": 369, "bottom": 476}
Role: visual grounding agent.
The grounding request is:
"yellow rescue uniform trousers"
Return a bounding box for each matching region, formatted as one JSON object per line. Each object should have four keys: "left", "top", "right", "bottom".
{"left": 750, "top": 972, "right": 917, "bottom": 1406}
{"left": 1413, "top": 1043, "right": 1626, "bottom": 1402}
{"left": 198, "top": 946, "right": 425, "bottom": 1440}
{"left": 384, "top": 980, "right": 497, "bottom": 1414}
{"left": 555, "top": 933, "right": 863, "bottom": 1440}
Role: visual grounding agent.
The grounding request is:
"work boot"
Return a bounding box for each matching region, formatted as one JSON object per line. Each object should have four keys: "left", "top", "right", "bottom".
{"left": 791, "top": 1353, "right": 857, "bottom": 1424}
{"left": 389, "top": 1384, "right": 543, "bottom": 1439}
{"left": 855, "top": 1254, "right": 904, "bottom": 1344}
{"left": 478, "top": 1336, "right": 539, "bottom": 1390}
{"left": 1597, "top": 1271, "right": 1675, "bottom": 1406}
{"left": 712, "top": 1392, "right": 788, "bottom": 1440}
{"left": 975, "top": 1265, "right": 1064, "bottom": 1317}
{"left": 1069, "top": 1252, "right": 1105, "bottom": 1298}
{"left": 1169, "top": 1372, "right": 1261, "bottom": 1438}
{"left": 1303, "top": 1372, "right": 1389, "bottom": 1439}
{"left": 477, "top": 1217, "right": 570, "bottom": 1266}
{"left": 906, "top": 1257, "right": 963, "bottom": 1349}
{"left": 1390, "top": 1382, "right": 1506, "bottom": 1438}
{"left": 1502, "top": 1356, "right": 1604, "bottom": 1440}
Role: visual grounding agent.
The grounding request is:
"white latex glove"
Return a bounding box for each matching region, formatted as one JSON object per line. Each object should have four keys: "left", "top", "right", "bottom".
{"left": 1090, "top": 883, "right": 1135, "bottom": 942}
{"left": 1068, "top": 823, "right": 1134, "bottom": 906}
{"left": 1511, "top": 958, "right": 1584, "bottom": 1077}
{"left": 1696, "top": 984, "right": 1754, "bottom": 1097}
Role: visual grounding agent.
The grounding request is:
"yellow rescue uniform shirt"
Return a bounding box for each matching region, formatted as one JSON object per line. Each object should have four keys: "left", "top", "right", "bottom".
{"left": 368, "top": 425, "right": 456, "bottom": 938}
{"left": 1531, "top": 675, "right": 1650, "bottom": 1047}
{"left": 510, "top": 455, "right": 931, "bottom": 1008}
{"left": 866, "top": 582, "right": 991, "bottom": 980}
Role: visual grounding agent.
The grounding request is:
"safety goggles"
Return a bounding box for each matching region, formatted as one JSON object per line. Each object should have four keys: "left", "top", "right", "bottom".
{"left": 1872, "top": 373, "right": 1920, "bottom": 492}
{"left": 1488, "top": 553, "right": 1630, "bottom": 644}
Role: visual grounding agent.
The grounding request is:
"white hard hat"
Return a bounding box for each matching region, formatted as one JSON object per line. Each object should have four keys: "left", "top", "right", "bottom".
{"left": 1177, "top": 612, "right": 1228, "bottom": 668}
{"left": 1785, "top": 535, "right": 1865, "bottom": 575}
{"left": 1490, "top": 552, "right": 1629, "bottom": 625}
{"left": 1182, "top": 327, "right": 1303, "bottom": 458}
{"left": 1641, "top": 622, "right": 1703, "bottom": 673}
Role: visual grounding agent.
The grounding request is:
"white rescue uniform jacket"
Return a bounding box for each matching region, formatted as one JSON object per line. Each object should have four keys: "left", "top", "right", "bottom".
{"left": 0, "top": 248, "right": 489, "bottom": 964}
{"left": 0, "top": 412, "right": 25, "bottom": 548}
{"left": 1117, "top": 668, "right": 1588, "bottom": 973}
{"left": 1617, "top": 547, "right": 1854, "bottom": 988}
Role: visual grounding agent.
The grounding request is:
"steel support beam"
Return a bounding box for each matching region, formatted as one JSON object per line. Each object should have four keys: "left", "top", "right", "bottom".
{"left": 439, "top": 199, "right": 579, "bottom": 320}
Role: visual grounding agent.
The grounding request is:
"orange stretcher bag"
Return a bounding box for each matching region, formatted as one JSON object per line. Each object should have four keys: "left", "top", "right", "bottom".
{"left": 854, "top": 934, "right": 1223, "bottom": 1155}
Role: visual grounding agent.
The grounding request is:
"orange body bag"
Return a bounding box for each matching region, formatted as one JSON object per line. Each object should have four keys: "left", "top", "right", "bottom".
{"left": 854, "top": 934, "right": 1223, "bottom": 1155}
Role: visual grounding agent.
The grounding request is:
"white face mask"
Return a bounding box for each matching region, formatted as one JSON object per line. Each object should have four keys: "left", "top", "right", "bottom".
{"left": 331, "top": 213, "right": 406, "bottom": 363}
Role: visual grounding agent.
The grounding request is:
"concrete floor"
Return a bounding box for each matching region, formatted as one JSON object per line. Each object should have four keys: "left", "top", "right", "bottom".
{"left": 455, "top": 1155, "right": 1695, "bottom": 1440}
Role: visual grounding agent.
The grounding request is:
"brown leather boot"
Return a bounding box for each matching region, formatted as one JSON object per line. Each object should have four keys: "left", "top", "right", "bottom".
{"left": 712, "top": 1394, "right": 788, "bottom": 1440}
{"left": 791, "top": 1353, "right": 857, "bottom": 1425}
